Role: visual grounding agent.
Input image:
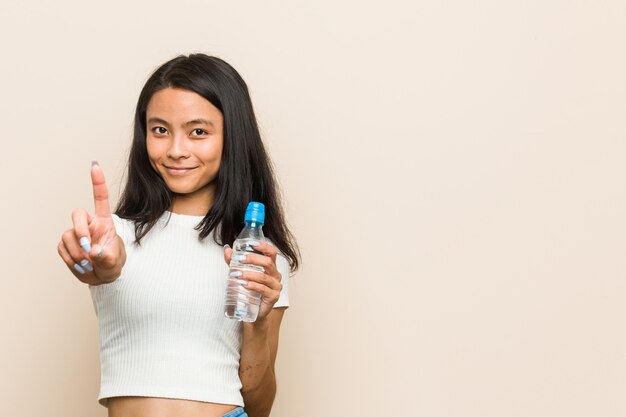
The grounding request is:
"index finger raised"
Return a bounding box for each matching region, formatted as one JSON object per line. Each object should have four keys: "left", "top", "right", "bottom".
{"left": 91, "top": 161, "right": 111, "bottom": 217}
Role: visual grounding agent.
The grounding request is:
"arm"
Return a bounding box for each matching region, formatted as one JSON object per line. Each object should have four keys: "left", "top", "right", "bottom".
{"left": 239, "top": 307, "right": 285, "bottom": 417}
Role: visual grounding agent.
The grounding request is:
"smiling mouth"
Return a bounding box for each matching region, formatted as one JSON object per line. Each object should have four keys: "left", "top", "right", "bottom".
{"left": 164, "top": 166, "right": 197, "bottom": 175}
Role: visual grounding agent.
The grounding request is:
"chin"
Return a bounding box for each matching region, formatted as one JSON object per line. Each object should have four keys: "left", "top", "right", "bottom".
{"left": 167, "top": 186, "right": 197, "bottom": 194}
{"left": 163, "top": 177, "right": 215, "bottom": 196}
{"left": 161, "top": 180, "right": 191, "bottom": 193}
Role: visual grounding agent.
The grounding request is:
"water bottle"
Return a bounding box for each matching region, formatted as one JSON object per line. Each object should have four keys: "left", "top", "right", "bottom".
{"left": 224, "top": 202, "right": 266, "bottom": 322}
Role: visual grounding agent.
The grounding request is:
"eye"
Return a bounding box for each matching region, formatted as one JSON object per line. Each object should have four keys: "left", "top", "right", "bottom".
{"left": 191, "top": 128, "right": 208, "bottom": 136}
{"left": 152, "top": 126, "right": 168, "bottom": 135}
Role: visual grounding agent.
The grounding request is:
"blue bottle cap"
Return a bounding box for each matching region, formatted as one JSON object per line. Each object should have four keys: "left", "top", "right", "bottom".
{"left": 244, "top": 202, "right": 265, "bottom": 224}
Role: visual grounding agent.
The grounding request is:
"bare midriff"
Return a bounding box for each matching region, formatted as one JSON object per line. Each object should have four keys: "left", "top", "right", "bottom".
{"left": 107, "top": 396, "right": 238, "bottom": 417}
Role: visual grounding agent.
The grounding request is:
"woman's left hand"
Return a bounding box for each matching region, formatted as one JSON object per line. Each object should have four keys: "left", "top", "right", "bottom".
{"left": 223, "top": 240, "right": 283, "bottom": 321}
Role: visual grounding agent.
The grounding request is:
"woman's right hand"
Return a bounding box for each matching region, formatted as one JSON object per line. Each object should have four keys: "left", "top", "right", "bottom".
{"left": 57, "top": 162, "right": 126, "bottom": 285}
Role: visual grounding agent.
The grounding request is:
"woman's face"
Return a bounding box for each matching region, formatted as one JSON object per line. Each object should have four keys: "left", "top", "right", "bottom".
{"left": 146, "top": 87, "right": 224, "bottom": 211}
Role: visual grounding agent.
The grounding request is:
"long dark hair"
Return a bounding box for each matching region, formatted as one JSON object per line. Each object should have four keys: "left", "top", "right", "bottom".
{"left": 115, "top": 53, "right": 300, "bottom": 273}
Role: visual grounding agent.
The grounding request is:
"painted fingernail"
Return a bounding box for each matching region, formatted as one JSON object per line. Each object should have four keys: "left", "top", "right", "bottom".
{"left": 237, "top": 280, "right": 248, "bottom": 285}
{"left": 73, "top": 263, "right": 86, "bottom": 274}
{"left": 79, "top": 237, "right": 91, "bottom": 253}
{"left": 91, "top": 160, "right": 99, "bottom": 167}
{"left": 230, "top": 271, "right": 242, "bottom": 277}
{"left": 235, "top": 254, "right": 246, "bottom": 262}
{"left": 80, "top": 259, "right": 93, "bottom": 272}
{"left": 97, "top": 247, "right": 103, "bottom": 257}
{"left": 224, "top": 244, "right": 230, "bottom": 250}
{"left": 249, "top": 240, "right": 260, "bottom": 247}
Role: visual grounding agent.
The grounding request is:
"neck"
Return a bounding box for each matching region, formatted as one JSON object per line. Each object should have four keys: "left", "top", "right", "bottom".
{"left": 170, "top": 189, "right": 214, "bottom": 216}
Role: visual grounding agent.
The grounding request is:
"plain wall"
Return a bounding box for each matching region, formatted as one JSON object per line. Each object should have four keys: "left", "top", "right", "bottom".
{"left": 0, "top": 1, "right": 624, "bottom": 416}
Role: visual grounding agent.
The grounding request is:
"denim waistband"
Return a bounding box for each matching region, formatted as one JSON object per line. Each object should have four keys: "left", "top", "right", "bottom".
{"left": 221, "top": 407, "right": 247, "bottom": 417}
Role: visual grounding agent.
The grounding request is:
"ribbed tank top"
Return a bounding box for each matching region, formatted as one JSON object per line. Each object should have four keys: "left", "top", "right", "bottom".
{"left": 89, "top": 211, "right": 290, "bottom": 407}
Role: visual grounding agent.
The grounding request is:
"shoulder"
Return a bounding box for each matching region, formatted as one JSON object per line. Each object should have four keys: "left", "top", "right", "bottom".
{"left": 111, "top": 214, "right": 136, "bottom": 244}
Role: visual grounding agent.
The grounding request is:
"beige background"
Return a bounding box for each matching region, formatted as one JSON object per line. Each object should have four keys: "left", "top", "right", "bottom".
{"left": 1, "top": 1, "right": 625, "bottom": 416}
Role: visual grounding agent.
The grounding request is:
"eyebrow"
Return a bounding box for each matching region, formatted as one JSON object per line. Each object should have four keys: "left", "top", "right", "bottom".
{"left": 147, "top": 117, "right": 214, "bottom": 128}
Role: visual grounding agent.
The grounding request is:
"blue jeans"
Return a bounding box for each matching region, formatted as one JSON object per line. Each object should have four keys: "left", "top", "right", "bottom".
{"left": 221, "top": 407, "right": 247, "bottom": 417}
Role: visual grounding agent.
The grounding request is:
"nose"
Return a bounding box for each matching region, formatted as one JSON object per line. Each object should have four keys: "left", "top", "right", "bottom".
{"left": 166, "top": 134, "right": 190, "bottom": 159}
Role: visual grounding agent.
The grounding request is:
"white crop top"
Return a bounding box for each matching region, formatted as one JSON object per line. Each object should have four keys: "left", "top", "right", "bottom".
{"left": 89, "top": 211, "right": 290, "bottom": 407}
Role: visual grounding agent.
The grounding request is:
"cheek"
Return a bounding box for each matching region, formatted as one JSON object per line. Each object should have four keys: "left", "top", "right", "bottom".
{"left": 211, "top": 149, "right": 224, "bottom": 172}
{"left": 146, "top": 137, "right": 163, "bottom": 157}
{"left": 199, "top": 142, "right": 223, "bottom": 164}
{"left": 145, "top": 139, "right": 162, "bottom": 169}
{"left": 212, "top": 138, "right": 224, "bottom": 164}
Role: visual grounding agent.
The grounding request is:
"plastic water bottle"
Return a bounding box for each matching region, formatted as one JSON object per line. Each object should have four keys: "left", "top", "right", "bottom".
{"left": 224, "top": 202, "right": 266, "bottom": 322}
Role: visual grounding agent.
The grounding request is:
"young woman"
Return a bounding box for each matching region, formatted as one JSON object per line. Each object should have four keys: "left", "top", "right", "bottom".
{"left": 57, "top": 54, "right": 300, "bottom": 417}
